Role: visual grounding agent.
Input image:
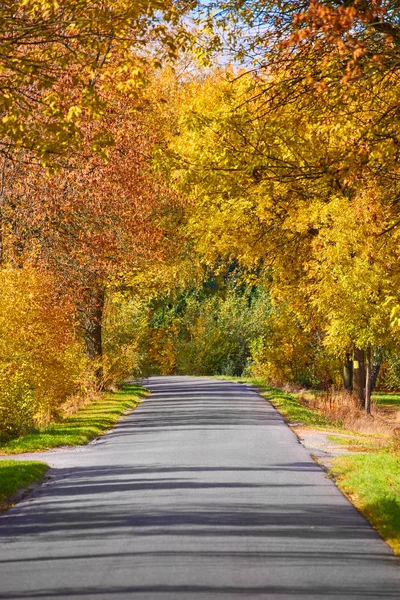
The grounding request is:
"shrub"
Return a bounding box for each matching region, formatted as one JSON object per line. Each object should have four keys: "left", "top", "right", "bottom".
{"left": 102, "top": 294, "right": 148, "bottom": 386}
{"left": 247, "top": 304, "right": 341, "bottom": 388}
{"left": 0, "top": 267, "right": 90, "bottom": 438}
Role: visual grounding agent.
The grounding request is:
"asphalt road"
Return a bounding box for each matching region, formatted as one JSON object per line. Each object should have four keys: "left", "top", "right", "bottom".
{"left": 0, "top": 376, "right": 399, "bottom": 599}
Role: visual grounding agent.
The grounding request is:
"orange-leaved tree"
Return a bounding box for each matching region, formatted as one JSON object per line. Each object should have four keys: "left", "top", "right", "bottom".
{"left": 4, "top": 87, "right": 184, "bottom": 387}
{"left": 0, "top": 0, "right": 193, "bottom": 163}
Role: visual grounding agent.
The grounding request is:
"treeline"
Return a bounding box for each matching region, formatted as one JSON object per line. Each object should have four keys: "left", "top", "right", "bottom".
{"left": 0, "top": 1, "right": 188, "bottom": 438}
{"left": 2, "top": 1, "right": 400, "bottom": 437}
{"left": 140, "top": 273, "right": 400, "bottom": 392}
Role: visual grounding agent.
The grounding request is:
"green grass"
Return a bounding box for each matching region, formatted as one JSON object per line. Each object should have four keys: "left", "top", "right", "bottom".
{"left": 330, "top": 452, "right": 400, "bottom": 555}
{"left": 372, "top": 393, "right": 400, "bottom": 408}
{"left": 327, "top": 434, "right": 391, "bottom": 452}
{"left": 259, "top": 386, "right": 338, "bottom": 429}
{"left": 0, "top": 460, "right": 49, "bottom": 510}
{"left": 0, "top": 382, "right": 147, "bottom": 454}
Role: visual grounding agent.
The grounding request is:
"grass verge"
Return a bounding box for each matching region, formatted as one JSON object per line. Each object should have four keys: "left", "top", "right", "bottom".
{"left": 330, "top": 452, "right": 400, "bottom": 555}
{"left": 258, "top": 385, "right": 338, "bottom": 429}
{"left": 0, "top": 382, "right": 147, "bottom": 454}
{"left": 327, "top": 434, "right": 391, "bottom": 452}
{"left": 0, "top": 460, "right": 49, "bottom": 511}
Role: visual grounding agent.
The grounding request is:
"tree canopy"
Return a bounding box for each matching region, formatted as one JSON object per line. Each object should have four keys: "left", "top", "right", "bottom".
{"left": 0, "top": 0, "right": 191, "bottom": 163}
{"left": 2, "top": 0, "right": 400, "bottom": 434}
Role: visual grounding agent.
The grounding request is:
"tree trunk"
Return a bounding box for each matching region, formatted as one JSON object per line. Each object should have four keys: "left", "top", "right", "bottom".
{"left": 353, "top": 347, "right": 366, "bottom": 409}
{"left": 83, "top": 288, "right": 105, "bottom": 389}
{"left": 0, "top": 204, "right": 3, "bottom": 265}
{"left": 365, "top": 346, "right": 372, "bottom": 415}
{"left": 370, "top": 347, "right": 383, "bottom": 393}
{"left": 343, "top": 353, "right": 353, "bottom": 391}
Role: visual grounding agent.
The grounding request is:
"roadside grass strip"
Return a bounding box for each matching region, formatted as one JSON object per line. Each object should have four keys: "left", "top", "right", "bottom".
{"left": 0, "top": 460, "right": 49, "bottom": 511}
{"left": 258, "top": 385, "right": 337, "bottom": 429}
{"left": 215, "top": 375, "right": 339, "bottom": 428}
{"left": 330, "top": 452, "right": 400, "bottom": 556}
{"left": 0, "top": 383, "right": 147, "bottom": 454}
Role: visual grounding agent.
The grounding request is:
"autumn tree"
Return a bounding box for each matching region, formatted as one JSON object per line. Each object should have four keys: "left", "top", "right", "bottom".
{"left": 168, "top": 0, "right": 400, "bottom": 406}
{"left": 163, "top": 62, "right": 400, "bottom": 410}
{"left": 0, "top": 266, "right": 88, "bottom": 437}
{"left": 4, "top": 86, "right": 184, "bottom": 387}
{"left": 0, "top": 0, "right": 196, "bottom": 284}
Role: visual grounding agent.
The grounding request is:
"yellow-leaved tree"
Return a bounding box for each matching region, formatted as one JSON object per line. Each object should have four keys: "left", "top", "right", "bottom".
{"left": 161, "top": 63, "right": 400, "bottom": 410}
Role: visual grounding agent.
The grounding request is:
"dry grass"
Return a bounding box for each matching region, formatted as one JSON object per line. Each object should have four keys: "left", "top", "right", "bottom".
{"left": 297, "top": 388, "right": 397, "bottom": 437}
{"left": 59, "top": 390, "right": 100, "bottom": 418}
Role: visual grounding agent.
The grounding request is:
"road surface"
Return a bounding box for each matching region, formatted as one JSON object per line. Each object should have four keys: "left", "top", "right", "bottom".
{"left": 0, "top": 376, "right": 399, "bottom": 599}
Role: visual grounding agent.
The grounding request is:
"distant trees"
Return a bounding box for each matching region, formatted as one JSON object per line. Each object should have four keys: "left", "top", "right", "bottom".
{"left": 143, "top": 271, "right": 272, "bottom": 377}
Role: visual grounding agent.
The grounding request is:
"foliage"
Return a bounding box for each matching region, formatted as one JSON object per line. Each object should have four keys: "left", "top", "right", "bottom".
{"left": 247, "top": 303, "right": 341, "bottom": 388}
{"left": 140, "top": 265, "right": 342, "bottom": 386}
{"left": 2, "top": 1, "right": 400, "bottom": 430}
{"left": 309, "top": 191, "right": 399, "bottom": 355}
{"left": 5, "top": 90, "right": 182, "bottom": 289}
{"left": 161, "top": 51, "right": 400, "bottom": 406}
{"left": 102, "top": 294, "right": 150, "bottom": 386}
{"left": 0, "top": 267, "right": 90, "bottom": 439}
{"left": 376, "top": 354, "right": 400, "bottom": 392}
{"left": 3, "top": 83, "right": 185, "bottom": 386}
{"left": 199, "top": 1, "right": 400, "bottom": 92}
{"left": 0, "top": 0, "right": 190, "bottom": 163}
{"left": 0, "top": 460, "right": 49, "bottom": 510}
{"left": 144, "top": 276, "right": 271, "bottom": 376}
{"left": 176, "top": 295, "right": 246, "bottom": 376}
{"left": 248, "top": 335, "right": 295, "bottom": 385}
{"left": 0, "top": 7, "right": 192, "bottom": 435}
{"left": 0, "top": 383, "right": 146, "bottom": 454}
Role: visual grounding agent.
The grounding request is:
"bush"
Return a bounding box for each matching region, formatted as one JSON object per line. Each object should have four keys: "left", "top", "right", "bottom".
{"left": 0, "top": 370, "right": 35, "bottom": 437}
{"left": 247, "top": 304, "right": 341, "bottom": 388}
{"left": 376, "top": 351, "right": 400, "bottom": 391}
{"left": 0, "top": 267, "right": 90, "bottom": 438}
{"left": 102, "top": 294, "right": 148, "bottom": 386}
{"left": 143, "top": 283, "right": 271, "bottom": 377}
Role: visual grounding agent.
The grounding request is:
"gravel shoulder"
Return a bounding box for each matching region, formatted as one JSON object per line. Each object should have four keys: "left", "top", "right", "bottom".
{"left": 289, "top": 426, "right": 351, "bottom": 467}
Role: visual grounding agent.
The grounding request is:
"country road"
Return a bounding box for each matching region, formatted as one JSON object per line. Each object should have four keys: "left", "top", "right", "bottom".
{"left": 0, "top": 376, "right": 399, "bottom": 599}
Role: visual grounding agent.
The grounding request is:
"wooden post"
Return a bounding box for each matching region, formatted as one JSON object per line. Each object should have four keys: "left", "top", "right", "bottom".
{"left": 365, "top": 346, "right": 372, "bottom": 415}
{"left": 353, "top": 347, "right": 366, "bottom": 409}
